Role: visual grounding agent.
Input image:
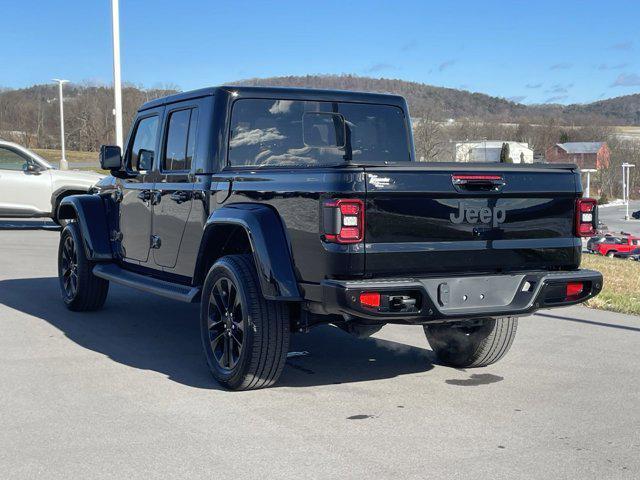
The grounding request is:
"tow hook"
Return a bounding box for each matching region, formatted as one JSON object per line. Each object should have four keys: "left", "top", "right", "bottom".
{"left": 389, "top": 295, "right": 417, "bottom": 312}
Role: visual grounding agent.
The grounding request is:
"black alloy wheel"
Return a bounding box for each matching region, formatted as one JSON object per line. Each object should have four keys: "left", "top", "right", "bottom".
{"left": 60, "top": 233, "right": 79, "bottom": 300}
{"left": 206, "top": 277, "right": 246, "bottom": 371}
{"left": 57, "top": 223, "right": 109, "bottom": 311}
{"left": 200, "top": 254, "right": 290, "bottom": 390}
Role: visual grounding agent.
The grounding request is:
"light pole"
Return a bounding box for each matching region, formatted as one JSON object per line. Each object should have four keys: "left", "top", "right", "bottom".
{"left": 111, "top": 0, "right": 124, "bottom": 149}
{"left": 622, "top": 163, "right": 635, "bottom": 220}
{"left": 582, "top": 169, "right": 596, "bottom": 198}
{"left": 52, "top": 79, "right": 69, "bottom": 170}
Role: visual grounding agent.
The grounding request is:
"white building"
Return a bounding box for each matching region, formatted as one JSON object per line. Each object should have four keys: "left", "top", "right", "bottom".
{"left": 454, "top": 141, "right": 534, "bottom": 163}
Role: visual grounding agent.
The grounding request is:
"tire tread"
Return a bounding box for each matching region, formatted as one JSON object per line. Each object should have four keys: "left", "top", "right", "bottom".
{"left": 201, "top": 254, "right": 289, "bottom": 390}
{"left": 424, "top": 317, "right": 518, "bottom": 368}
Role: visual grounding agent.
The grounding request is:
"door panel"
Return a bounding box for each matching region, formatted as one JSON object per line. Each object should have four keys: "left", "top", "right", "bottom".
{"left": 0, "top": 147, "right": 52, "bottom": 216}
{"left": 153, "top": 179, "right": 194, "bottom": 268}
{"left": 119, "top": 113, "right": 161, "bottom": 263}
{"left": 120, "top": 182, "right": 154, "bottom": 261}
{"left": 152, "top": 107, "right": 198, "bottom": 269}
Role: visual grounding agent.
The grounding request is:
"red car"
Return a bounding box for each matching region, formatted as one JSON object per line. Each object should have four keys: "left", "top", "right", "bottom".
{"left": 594, "top": 235, "right": 640, "bottom": 257}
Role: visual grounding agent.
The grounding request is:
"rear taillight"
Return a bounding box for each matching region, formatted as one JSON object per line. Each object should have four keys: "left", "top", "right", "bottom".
{"left": 322, "top": 199, "right": 365, "bottom": 244}
{"left": 359, "top": 292, "right": 381, "bottom": 308}
{"left": 575, "top": 198, "right": 597, "bottom": 237}
{"left": 566, "top": 282, "right": 584, "bottom": 300}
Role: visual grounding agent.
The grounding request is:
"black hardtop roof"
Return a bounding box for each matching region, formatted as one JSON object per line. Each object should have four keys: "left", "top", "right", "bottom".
{"left": 138, "top": 85, "right": 407, "bottom": 111}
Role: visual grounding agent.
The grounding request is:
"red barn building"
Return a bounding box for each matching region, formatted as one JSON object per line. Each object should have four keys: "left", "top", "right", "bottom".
{"left": 545, "top": 142, "right": 610, "bottom": 169}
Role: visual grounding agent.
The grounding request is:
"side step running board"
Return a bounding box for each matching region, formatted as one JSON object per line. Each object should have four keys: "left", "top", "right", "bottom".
{"left": 93, "top": 263, "right": 201, "bottom": 303}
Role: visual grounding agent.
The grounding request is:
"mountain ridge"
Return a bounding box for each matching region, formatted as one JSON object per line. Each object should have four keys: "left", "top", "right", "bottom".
{"left": 234, "top": 75, "right": 640, "bottom": 125}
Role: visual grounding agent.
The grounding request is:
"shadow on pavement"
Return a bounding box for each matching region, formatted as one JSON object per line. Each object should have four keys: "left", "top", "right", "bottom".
{"left": 0, "top": 277, "right": 435, "bottom": 390}
{"left": 537, "top": 312, "right": 640, "bottom": 333}
{"left": 0, "top": 219, "right": 60, "bottom": 231}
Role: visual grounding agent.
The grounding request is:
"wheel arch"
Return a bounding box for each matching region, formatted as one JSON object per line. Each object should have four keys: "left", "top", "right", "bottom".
{"left": 58, "top": 195, "right": 113, "bottom": 261}
{"left": 51, "top": 186, "right": 89, "bottom": 216}
{"left": 193, "top": 203, "right": 301, "bottom": 301}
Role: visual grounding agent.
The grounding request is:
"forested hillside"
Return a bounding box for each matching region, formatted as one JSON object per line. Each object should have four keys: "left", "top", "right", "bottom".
{"left": 2, "top": 75, "right": 640, "bottom": 153}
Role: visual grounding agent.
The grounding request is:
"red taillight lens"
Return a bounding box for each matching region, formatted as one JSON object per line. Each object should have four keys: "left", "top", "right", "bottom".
{"left": 566, "top": 282, "right": 584, "bottom": 299}
{"left": 339, "top": 203, "right": 360, "bottom": 215}
{"left": 359, "top": 292, "right": 381, "bottom": 308}
{"left": 322, "top": 199, "right": 365, "bottom": 244}
{"left": 575, "top": 198, "right": 597, "bottom": 237}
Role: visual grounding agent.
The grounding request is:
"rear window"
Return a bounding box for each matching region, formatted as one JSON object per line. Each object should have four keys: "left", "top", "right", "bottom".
{"left": 228, "top": 99, "right": 410, "bottom": 167}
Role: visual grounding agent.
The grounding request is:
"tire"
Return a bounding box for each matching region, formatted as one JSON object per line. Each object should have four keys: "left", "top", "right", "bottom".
{"left": 424, "top": 317, "right": 517, "bottom": 368}
{"left": 58, "top": 223, "right": 109, "bottom": 311}
{"left": 200, "top": 254, "right": 290, "bottom": 390}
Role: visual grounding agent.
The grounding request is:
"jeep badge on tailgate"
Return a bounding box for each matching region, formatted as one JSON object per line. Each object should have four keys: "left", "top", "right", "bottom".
{"left": 450, "top": 201, "right": 506, "bottom": 227}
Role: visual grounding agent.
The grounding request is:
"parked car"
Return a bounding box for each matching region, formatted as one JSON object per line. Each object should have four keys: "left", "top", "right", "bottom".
{"left": 614, "top": 247, "right": 640, "bottom": 261}
{"left": 632, "top": 210, "right": 640, "bottom": 220}
{"left": 0, "top": 141, "right": 103, "bottom": 224}
{"left": 587, "top": 235, "right": 612, "bottom": 252}
{"left": 593, "top": 235, "right": 640, "bottom": 257}
{"left": 56, "top": 86, "right": 603, "bottom": 390}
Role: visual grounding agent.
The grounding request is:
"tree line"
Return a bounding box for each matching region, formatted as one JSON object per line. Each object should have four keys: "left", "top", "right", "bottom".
{"left": 1, "top": 76, "right": 638, "bottom": 199}
{"left": 413, "top": 114, "right": 640, "bottom": 199}
{"left": 0, "top": 82, "right": 177, "bottom": 151}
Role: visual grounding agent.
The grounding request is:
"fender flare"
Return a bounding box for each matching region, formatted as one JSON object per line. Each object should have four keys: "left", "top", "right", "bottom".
{"left": 57, "top": 195, "right": 113, "bottom": 261}
{"left": 196, "top": 203, "right": 301, "bottom": 301}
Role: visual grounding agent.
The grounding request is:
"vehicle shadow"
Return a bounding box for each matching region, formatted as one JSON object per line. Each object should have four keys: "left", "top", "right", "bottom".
{"left": 0, "top": 277, "right": 435, "bottom": 390}
{"left": 0, "top": 219, "right": 60, "bottom": 230}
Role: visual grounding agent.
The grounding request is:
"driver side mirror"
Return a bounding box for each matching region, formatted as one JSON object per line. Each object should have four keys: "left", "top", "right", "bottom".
{"left": 100, "top": 145, "right": 122, "bottom": 171}
{"left": 25, "top": 163, "right": 42, "bottom": 175}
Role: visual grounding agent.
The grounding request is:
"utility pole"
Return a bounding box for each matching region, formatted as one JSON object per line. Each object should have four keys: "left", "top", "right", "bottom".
{"left": 622, "top": 163, "right": 635, "bottom": 220}
{"left": 111, "top": 0, "right": 124, "bottom": 149}
{"left": 582, "top": 169, "right": 596, "bottom": 198}
{"left": 52, "top": 79, "right": 69, "bottom": 170}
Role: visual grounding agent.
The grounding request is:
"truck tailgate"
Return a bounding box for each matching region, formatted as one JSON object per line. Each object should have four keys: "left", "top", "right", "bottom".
{"left": 363, "top": 165, "right": 581, "bottom": 276}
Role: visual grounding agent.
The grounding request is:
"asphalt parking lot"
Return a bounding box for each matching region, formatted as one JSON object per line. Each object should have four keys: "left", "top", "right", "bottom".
{"left": 1, "top": 224, "right": 639, "bottom": 479}
{"left": 598, "top": 199, "right": 640, "bottom": 236}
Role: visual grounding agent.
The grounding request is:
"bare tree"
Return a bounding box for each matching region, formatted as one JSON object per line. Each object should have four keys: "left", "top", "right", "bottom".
{"left": 413, "top": 111, "right": 446, "bottom": 161}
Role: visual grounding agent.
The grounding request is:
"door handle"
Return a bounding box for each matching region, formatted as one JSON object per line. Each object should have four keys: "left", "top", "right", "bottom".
{"left": 137, "top": 190, "right": 151, "bottom": 201}
{"left": 170, "top": 191, "right": 191, "bottom": 204}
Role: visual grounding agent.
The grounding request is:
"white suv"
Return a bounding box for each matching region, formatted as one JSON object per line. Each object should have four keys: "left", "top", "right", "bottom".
{"left": 0, "top": 141, "right": 103, "bottom": 224}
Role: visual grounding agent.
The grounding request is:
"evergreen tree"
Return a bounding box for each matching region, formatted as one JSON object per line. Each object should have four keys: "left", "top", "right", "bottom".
{"left": 500, "top": 142, "right": 513, "bottom": 163}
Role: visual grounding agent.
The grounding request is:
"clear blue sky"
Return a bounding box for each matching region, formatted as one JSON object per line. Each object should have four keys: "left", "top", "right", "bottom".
{"left": 2, "top": 0, "right": 639, "bottom": 105}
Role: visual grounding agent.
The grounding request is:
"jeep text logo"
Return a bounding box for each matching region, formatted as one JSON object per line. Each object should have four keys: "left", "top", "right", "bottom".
{"left": 450, "top": 202, "right": 506, "bottom": 227}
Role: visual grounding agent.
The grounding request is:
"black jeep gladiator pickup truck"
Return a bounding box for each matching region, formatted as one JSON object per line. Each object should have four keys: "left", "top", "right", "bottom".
{"left": 57, "top": 86, "right": 603, "bottom": 390}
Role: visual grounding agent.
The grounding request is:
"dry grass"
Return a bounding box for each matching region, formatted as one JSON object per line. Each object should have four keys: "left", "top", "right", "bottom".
{"left": 582, "top": 254, "right": 640, "bottom": 316}
{"left": 33, "top": 149, "right": 98, "bottom": 165}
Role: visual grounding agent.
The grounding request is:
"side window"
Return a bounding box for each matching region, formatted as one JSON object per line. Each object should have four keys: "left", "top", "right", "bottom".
{"left": 162, "top": 108, "right": 198, "bottom": 172}
{"left": 129, "top": 116, "right": 159, "bottom": 172}
{"left": 0, "top": 147, "right": 28, "bottom": 171}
